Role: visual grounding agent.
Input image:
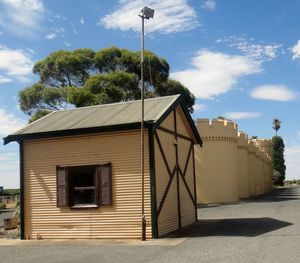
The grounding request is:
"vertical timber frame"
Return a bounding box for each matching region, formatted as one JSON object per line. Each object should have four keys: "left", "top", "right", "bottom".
{"left": 173, "top": 109, "right": 181, "bottom": 228}
{"left": 148, "top": 123, "right": 158, "bottom": 238}
{"left": 19, "top": 140, "right": 25, "bottom": 240}
{"left": 154, "top": 102, "right": 201, "bottom": 236}
{"left": 192, "top": 145, "right": 197, "bottom": 221}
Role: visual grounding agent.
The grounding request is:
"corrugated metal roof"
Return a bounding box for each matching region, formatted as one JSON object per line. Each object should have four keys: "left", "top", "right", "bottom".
{"left": 11, "top": 95, "right": 180, "bottom": 136}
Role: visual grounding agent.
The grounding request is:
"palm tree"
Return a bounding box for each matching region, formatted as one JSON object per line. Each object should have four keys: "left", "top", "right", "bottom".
{"left": 272, "top": 118, "right": 281, "bottom": 136}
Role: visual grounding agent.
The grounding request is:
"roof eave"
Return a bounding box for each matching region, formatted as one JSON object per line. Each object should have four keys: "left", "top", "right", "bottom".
{"left": 3, "top": 122, "right": 153, "bottom": 145}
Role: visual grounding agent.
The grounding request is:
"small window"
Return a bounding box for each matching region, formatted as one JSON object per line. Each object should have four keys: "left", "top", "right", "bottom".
{"left": 57, "top": 164, "right": 112, "bottom": 208}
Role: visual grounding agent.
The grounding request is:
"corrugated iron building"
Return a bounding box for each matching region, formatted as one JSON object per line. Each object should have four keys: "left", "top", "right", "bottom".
{"left": 4, "top": 95, "right": 202, "bottom": 240}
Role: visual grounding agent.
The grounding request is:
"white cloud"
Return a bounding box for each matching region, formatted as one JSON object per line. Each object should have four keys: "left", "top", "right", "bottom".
{"left": 218, "top": 36, "right": 283, "bottom": 61}
{"left": 0, "top": 75, "right": 12, "bottom": 83}
{"left": 291, "top": 40, "right": 300, "bottom": 60}
{"left": 101, "top": 0, "right": 199, "bottom": 34}
{"left": 202, "top": 0, "right": 216, "bottom": 11}
{"left": 250, "top": 85, "right": 296, "bottom": 101}
{"left": 80, "top": 17, "right": 85, "bottom": 24}
{"left": 194, "top": 103, "right": 206, "bottom": 112}
{"left": 3, "top": 0, "right": 43, "bottom": 10}
{"left": 171, "top": 50, "right": 261, "bottom": 99}
{"left": 285, "top": 145, "right": 300, "bottom": 180}
{"left": 52, "top": 13, "right": 66, "bottom": 21}
{"left": 46, "top": 27, "right": 65, "bottom": 40}
{"left": 0, "top": 0, "right": 44, "bottom": 38}
{"left": 26, "top": 48, "right": 35, "bottom": 54}
{"left": 73, "top": 29, "right": 78, "bottom": 35}
{"left": 224, "top": 111, "right": 261, "bottom": 120}
{"left": 46, "top": 33, "right": 56, "bottom": 39}
{"left": 0, "top": 46, "right": 34, "bottom": 82}
{"left": 0, "top": 31, "right": 3, "bottom": 35}
{"left": 64, "top": 41, "right": 71, "bottom": 47}
{"left": 0, "top": 108, "right": 26, "bottom": 137}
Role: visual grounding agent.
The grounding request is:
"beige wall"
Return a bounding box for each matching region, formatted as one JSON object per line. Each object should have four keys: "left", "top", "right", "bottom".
{"left": 252, "top": 138, "right": 273, "bottom": 193}
{"left": 195, "top": 119, "right": 239, "bottom": 204}
{"left": 255, "top": 150, "right": 264, "bottom": 194}
{"left": 155, "top": 106, "right": 196, "bottom": 236}
{"left": 24, "top": 130, "right": 152, "bottom": 240}
{"left": 251, "top": 139, "right": 273, "bottom": 194}
{"left": 195, "top": 119, "right": 273, "bottom": 204}
{"left": 247, "top": 142, "right": 257, "bottom": 196}
{"left": 237, "top": 132, "right": 250, "bottom": 198}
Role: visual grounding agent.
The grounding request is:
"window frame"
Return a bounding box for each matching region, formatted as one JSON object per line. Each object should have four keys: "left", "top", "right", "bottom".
{"left": 56, "top": 163, "right": 112, "bottom": 209}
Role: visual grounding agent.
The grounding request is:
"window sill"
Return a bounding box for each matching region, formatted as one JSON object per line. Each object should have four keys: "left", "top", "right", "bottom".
{"left": 71, "top": 204, "right": 98, "bottom": 209}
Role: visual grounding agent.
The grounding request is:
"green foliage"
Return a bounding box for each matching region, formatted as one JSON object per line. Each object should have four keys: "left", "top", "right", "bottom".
{"left": 159, "top": 79, "right": 195, "bottom": 112}
{"left": 19, "top": 83, "right": 67, "bottom": 115}
{"left": 0, "top": 202, "right": 6, "bottom": 209}
{"left": 285, "top": 179, "right": 300, "bottom": 185}
{"left": 251, "top": 135, "right": 258, "bottom": 139}
{"left": 272, "top": 136, "right": 286, "bottom": 186}
{"left": 19, "top": 46, "right": 195, "bottom": 122}
{"left": 33, "top": 49, "right": 95, "bottom": 87}
{"left": 2, "top": 189, "right": 20, "bottom": 196}
{"left": 272, "top": 118, "right": 281, "bottom": 136}
{"left": 216, "top": 116, "right": 226, "bottom": 120}
{"left": 67, "top": 86, "right": 94, "bottom": 107}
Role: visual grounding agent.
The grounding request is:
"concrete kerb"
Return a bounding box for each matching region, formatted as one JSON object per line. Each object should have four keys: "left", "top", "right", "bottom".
{"left": 0, "top": 237, "right": 186, "bottom": 246}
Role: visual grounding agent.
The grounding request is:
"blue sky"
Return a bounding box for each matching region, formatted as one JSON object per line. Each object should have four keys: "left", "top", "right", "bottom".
{"left": 0, "top": 0, "right": 300, "bottom": 188}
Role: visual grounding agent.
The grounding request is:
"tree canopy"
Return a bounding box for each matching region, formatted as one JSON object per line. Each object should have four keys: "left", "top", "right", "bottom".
{"left": 272, "top": 136, "right": 286, "bottom": 186}
{"left": 272, "top": 118, "right": 281, "bottom": 136}
{"left": 19, "top": 46, "right": 195, "bottom": 122}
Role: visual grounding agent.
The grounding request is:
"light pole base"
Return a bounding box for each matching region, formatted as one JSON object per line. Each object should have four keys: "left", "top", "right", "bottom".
{"left": 141, "top": 215, "right": 146, "bottom": 241}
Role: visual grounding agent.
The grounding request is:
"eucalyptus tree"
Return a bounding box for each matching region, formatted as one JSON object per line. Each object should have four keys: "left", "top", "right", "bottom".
{"left": 19, "top": 47, "right": 195, "bottom": 122}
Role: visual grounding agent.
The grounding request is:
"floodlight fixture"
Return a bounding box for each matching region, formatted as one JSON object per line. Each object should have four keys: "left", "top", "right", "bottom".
{"left": 139, "top": 6, "right": 154, "bottom": 19}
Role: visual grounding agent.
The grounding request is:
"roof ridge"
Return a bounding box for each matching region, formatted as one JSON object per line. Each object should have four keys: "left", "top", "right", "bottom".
{"left": 52, "top": 95, "right": 180, "bottom": 113}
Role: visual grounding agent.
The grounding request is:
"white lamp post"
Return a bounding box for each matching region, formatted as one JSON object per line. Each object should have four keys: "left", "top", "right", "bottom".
{"left": 139, "top": 6, "right": 154, "bottom": 241}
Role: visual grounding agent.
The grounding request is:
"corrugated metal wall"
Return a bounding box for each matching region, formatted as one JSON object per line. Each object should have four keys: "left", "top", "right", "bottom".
{"left": 155, "top": 106, "right": 196, "bottom": 236}
{"left": 23, "top": 130, "right": 152, "bottom": 239}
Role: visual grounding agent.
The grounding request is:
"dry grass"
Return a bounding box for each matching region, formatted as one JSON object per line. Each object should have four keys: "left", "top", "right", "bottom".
{"left": 5, "top": 203, "right": 17, "bottom": 209}
{"left": 0, "top": 227, "right": 19, "bottom": 239}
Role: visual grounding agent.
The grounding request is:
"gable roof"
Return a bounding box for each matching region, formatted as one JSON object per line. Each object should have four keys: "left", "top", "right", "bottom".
{"left": 4, "top": 95, "right": 202, "bottom": 145}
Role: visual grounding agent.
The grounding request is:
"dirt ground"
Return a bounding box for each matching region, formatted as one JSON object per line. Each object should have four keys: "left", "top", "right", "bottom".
{"left": 0, "top": 227, "right": 19, "bottom": 239}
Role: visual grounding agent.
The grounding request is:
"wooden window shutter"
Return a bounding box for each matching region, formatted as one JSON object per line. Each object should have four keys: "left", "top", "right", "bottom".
{"left": 99, "top": 165, "right": 112, "bottom": 205}
{"left": 56, "top": 167, "right": 69, "bottom": 207}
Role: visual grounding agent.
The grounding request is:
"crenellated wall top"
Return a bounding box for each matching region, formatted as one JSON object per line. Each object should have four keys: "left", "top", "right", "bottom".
{"left": 252, "top": 138, "right": 273, "bottom": 146}
{"left": 238, "top": 131, "right": 248, "bottom": 147}
{"left": 248, "top": 140, "right": 256, "bottom": 153}
{"left": 251, "top": 138, "right": 273, "bottom": 158}
{"left": 195, "top": 118, "right": 238, "bottom": 140}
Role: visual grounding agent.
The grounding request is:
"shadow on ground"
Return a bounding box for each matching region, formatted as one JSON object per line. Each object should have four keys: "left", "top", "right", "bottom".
{"left": 249, "top": 187, "right": 300, "bottom": 203}
{"left": 165, "top": 217, "right": 293, "bottom": 238}
{"left": 197, "top": 187, "right": 300, "bottom": 209}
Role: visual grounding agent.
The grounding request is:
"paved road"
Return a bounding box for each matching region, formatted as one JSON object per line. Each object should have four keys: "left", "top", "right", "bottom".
{"left": 1, "top": 186, "right": 300, "bottom": 263}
